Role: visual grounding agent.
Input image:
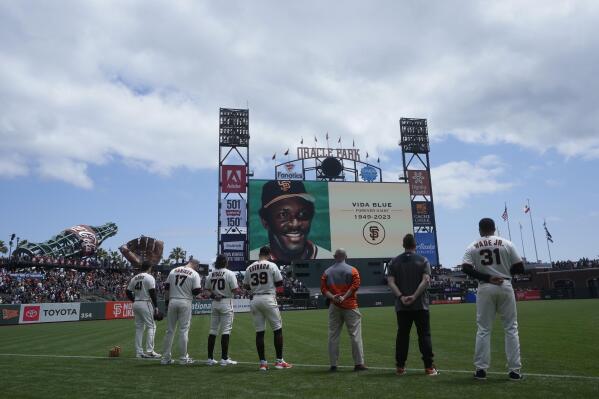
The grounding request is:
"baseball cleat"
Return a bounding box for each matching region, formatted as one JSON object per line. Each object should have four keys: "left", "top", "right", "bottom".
{"left": 275, "top": 360, "right": 293, "bottom": 369}
{"left": 474, "top": 369, "right": 487, "bottom": 380}
{"left": 509, "top": 370, "right": 524, "bottom": 381}
{"left": 425, "top": 367, "right": 439, "bottom": 376}
{"left": 353, "top": 364, "right": 368, "bottom": 372}
{"left": 179, "top": 356, "right": 194, "bottom": 365}
{"left": 259, "top": 361, "right": 269, "bottom": 371}
{"left": 206, "top": 358, "right": 218, "bottom": 366}
{"left": 145, "top": 351, "right": 161, "bottom": 358}
{"left": 220, "top": 358, "right": 238, "bottom": 366}
{"left": 160, "top": 358, "right": 174, "bottom": 365}
{"left": 396, "top": 367, "right": 406, "bottom": 376}
{"left": 329, "top": 366, "right": 338, "bottom": 372}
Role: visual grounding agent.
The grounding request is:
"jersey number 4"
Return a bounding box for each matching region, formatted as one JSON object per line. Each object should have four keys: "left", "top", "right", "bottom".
{"left": 250, "top": 272, "right": 268, "bottom": 286}
{"left": 480, "top": 248, "right": 501, "bottom": 266}
{"left": 175, "top": 275, "right": 188, "bottom": 287}
{"left": 134, "top": 281, "right": 143, "bottom": 290}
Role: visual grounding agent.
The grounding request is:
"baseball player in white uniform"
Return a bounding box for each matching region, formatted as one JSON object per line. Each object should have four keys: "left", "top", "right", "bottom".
{"left": 161, "top": 259, "right": 202, "bottom": 365}
{"left": 462, "top": 218, "right": 525, "bottom": 381}
{"left": 205, "top": 254, "right": 241, "bottom": 366}
{"left": 244, "top": 246, "right": 292, "bottom": 371}
{"left": 126, "top": 261, "right": 161, "bottom": 359}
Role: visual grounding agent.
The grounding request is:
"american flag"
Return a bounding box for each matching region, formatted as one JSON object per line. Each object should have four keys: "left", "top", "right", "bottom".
{"left": 544, "top": 220, "right": 554, "bottom": 243}
{"left": 524, "top": 204, "right": 531, "bottom": 213}
{"left": 502, "top": 205, "right": 509, "bottom": 221}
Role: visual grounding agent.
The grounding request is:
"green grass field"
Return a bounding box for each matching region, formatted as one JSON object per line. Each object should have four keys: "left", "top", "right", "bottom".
{"left": 1, "top": 300, "right": 598, "bottom": 399}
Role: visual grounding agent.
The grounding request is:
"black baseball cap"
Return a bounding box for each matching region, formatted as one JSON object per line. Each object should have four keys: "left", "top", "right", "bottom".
{"left": 260, "top": 180, "right": 315, "bottom": 210}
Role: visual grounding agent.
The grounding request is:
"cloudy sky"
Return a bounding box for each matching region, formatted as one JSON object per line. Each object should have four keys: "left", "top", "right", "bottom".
{"left": 1, "top": 0, "right": 598, "bottom": 266}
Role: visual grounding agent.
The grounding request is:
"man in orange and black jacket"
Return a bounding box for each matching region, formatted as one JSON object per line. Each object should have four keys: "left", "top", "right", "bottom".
{"left": 320, "top": 249, "right": 366, "bottom": 372}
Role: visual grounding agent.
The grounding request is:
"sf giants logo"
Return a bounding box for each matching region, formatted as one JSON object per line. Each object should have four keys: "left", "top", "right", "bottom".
{"left": 222, "top": 166, "right": 246, "bottom": 193}
{"left": 277, "top": 181, "right": 291, "bottom": 192}
{"left": 363, "top": 222, "right": 385, "bottom": 246}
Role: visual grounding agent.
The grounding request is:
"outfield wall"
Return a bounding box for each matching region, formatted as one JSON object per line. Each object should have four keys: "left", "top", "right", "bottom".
{"left": 0, "top": 299, "right": 251, "bottom": 326}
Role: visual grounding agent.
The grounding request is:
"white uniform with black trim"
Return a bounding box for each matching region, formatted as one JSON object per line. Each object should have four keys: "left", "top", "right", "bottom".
{"left": 162, "top": 266, "right": 202, "bottom": 361}
{"left": 127, "top": 272, "right": 156, "bottom": 356}
{"left": 244, "top": 260, "right": 283, "bottom": 332}
{"left": 206, "top": 268, "right": 239, "bottom": 335}
{"left": 463, "top": 235, "right": 523, "bottom": 372}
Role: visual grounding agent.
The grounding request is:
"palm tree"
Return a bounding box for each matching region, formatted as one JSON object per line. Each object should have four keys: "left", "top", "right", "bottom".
{"left": 0, "top": 240, "right": 7, "bottom": 255}
{"left": 95, "top": 248, "right": 108, "bottom": 260}
{"left": 169, "top": 247, "right": 186, "bottom": 265}
{"left": 160, "top": 257, "right": 172, "bottom": 266}
{"left": 109, "top": 250, "right": 124, "bottom": 266}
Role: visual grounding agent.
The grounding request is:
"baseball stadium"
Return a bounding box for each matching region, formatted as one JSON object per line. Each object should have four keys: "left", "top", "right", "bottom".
{"left": 2, "top": 3, "right": 599, "bottom": 398}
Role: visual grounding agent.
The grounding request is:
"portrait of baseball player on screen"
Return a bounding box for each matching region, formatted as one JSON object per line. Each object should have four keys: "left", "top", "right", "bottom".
{"left": 258, "top": 180, "right": 329, "bottom": 264}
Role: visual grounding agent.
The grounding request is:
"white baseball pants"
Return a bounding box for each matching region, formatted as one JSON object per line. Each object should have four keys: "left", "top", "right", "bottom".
{"left": 474, "top": 281, "right": 522, "bottom": 372}
{"left": 209, "top": 299, "right": 234, "bottom": 335}
{"left": 250, "top": 295, "right": 282, "bottom": 332}
{"left": 133, "top": 300, "right": 156, "bottom": 355}
{"left": 162, "top": 298, "right": 192, "bottom": 360}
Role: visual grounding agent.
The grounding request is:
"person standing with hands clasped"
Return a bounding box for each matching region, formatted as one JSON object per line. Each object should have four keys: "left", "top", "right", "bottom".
{"left": 387, "top": 234, "right": 438, "bottom": 376}
{"left": 462, "top": 218, "right": 524, "bottom": 381}
{"left": 321, "top": 249, "right": 367, "bottom": 372}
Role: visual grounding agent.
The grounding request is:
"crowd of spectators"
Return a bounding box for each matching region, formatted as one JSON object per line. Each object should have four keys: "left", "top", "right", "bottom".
{"left": 552, "top": 258, "right": 599, "bottom": 270}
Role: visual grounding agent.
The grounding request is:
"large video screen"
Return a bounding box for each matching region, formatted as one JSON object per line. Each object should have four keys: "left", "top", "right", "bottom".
{"left": 249, "top": 180, "right": 413, "bottom": 263}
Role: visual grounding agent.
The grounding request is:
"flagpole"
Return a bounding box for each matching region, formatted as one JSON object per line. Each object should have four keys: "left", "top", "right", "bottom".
{"left": 527, "top": 198, "right": 540, "bottom": 262}
{"left": 519, "top": 222, "right": 527, "bottom": 261}
{"left": 505, "top": 202, "right": 512, "bottom": 241}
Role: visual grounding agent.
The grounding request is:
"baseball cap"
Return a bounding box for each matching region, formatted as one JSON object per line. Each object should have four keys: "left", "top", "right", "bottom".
{"left": 261, "top": 180, "right": 315, "bottom": 210}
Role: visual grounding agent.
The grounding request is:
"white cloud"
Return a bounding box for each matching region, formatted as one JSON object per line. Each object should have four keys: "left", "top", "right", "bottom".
{"left": 430, "top": 155, "right": 513, "bottom": 209}
{"left": 0, "top": 154, "right": 28, "bottom": 178}
{"left": 2, "top": 1, "right": 599, "bottom": 187}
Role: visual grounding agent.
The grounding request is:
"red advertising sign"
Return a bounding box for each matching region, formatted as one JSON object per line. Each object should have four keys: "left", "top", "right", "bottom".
{"left": 221, "top": 165, "right": 246, "bottom": 193}
{"left": 105, "top": 301, "right": 134, "bottom": 320}
{"left": 22, "top": 305, "right": 41, "bottom": 322}
{"left": 407, "top": 170, "right": 431, "bottom": 196}
{"left": 515, "top": 290, "right": 541, "bottom": 301}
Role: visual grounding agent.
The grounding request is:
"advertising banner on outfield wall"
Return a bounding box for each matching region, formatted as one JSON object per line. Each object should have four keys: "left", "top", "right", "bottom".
{"left": 19, "top": 303, "right": 81, "bottom": 324}
{"left": 415, "top": 232, "right": 438, "bottom": 266}
{"left": 80, "top": 302, "right": 106, "bottom": 321}
{"left": 191, "top": 299, "right": 251, "bottom": 315}
{"left": 105, "top": 301, "right": 134, "bottom": 320}
{"left": 0, "top": 304, "right": 21, "bottom": 325}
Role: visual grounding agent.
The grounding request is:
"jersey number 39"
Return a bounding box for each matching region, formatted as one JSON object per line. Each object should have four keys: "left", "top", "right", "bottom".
{"left": 250, "top": 272, "right": 268, "bottom": 286}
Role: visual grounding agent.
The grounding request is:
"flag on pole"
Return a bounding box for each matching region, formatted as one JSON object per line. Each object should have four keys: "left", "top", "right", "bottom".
{"left": 300, "top": 137, "right": 303, "bottom": 145}
{"left": 284, "top": 148, "right": 289, "bottom": 156}
{"left": 524, "top": 204, "right": 531, "bottom": 213}
{"left": 377, "top": 157, "right": 380, "bottom": 164}
{"left": 366, "top": 152, "right": 369, "bottom": 158}
{"left": 544, "top": 220, "right": 553, "bottom": 243}
{"left": 338, "top": 136, "right": 341, "bottom": 144}
{"left": 352, "top": 139, "right": 355, "bottom": 147}
{"left": 502, "top": 205, "right": 509, "bottom": 221}
{"left": 271, "top": 153, "right": 276, "bottom": 160}
{"left": 326, "top": 132, "right": 329, "bottom": 140}
{"left": 314, "top": 135, "right": 318, "bottom": 143}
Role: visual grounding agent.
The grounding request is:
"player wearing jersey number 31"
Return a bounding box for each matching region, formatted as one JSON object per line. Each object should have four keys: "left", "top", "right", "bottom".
{"left": 462, "top": 218, "right": 525, "bottom": 381}
{"left": 244, "top": 246, "right": 292, "bottom": 371}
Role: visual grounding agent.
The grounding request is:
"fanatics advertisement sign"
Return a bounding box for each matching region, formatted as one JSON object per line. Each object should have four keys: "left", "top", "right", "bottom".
{"left": 19, "top": 303, "right": 81, "bottom": 324}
